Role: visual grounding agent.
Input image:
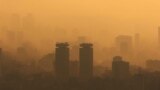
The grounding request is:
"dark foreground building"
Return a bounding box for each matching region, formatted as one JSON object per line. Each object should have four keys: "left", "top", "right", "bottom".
{"left": 55, "top": 43, "right": 69, "bottom": 80}
{"left": 79, "top": 43, "right": 93, "bottom": 80}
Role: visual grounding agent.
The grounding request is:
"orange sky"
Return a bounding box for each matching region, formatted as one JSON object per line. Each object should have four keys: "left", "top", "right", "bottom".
{"left": 0, "top": 0, "right": 160, "bottom": 44}
{"left": 1, "top": 0, "right": 160, "bottom": 66}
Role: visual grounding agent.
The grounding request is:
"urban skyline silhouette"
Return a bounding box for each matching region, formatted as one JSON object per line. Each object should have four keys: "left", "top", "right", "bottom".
{"left": 1, "top": 1, "right": 160, "bottom": 89}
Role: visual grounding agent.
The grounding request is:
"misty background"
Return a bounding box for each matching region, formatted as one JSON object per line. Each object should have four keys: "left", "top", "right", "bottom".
{"left": 0, "top": 0, "right": 160, "bottom": 69}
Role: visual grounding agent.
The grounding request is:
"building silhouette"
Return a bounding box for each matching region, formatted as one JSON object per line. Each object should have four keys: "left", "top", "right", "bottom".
{"left": 112, "top": 56, "right": 130, "bottom": 79}
{"left": 79, "top": 43, "right": 93, "bottom": 79}
{"left": 55, "top": 43, "right": 70, "bottom": 80}
{"left": 116, "top": 35, "right": 133, "bottom": 56}
{"left": 146, "top": 59, "right": 160, "bottom": 72}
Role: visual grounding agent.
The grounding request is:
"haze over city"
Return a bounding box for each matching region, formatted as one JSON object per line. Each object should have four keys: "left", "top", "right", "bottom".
{"left": 1, "top": 0, "right": 160, "bottom": 66}
{"left": 0, "top": 0, "right": 160, "bottom": 90}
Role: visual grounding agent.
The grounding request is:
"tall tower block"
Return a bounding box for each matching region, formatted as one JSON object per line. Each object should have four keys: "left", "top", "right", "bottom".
{"left": 79, "top": 43, "right": 93, "bottom": 79}
{"left": 55, "top": 43, "right": 70, "bottom": 80}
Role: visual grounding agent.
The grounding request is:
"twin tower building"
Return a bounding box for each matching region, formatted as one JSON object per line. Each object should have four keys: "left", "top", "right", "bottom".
{"left": 55, "top": 42, "right": 93, "bottom": 80}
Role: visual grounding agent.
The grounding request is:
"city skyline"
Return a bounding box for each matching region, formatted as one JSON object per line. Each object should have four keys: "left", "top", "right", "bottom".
{"left": 0, "top": 0, "right": 160, "bottom": 89}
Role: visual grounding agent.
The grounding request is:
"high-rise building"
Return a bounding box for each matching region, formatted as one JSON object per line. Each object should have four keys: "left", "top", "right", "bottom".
{"left": 112, "top": 56, "right": 130, "bottom": 79}
{"left": 79, "top": 43, "right": 93, "bottom": 79}
{"left": 115, "top": 35, "right": 133, "bottom": 56}
{"left": 146, "top": 60, "right": 160, "bottom": 72}
{"left": 55, "top": 43, "right": 70, "bottom": 80}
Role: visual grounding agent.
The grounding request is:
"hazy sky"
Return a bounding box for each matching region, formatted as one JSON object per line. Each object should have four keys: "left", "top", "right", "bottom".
{"left": 0, "top": 0, "right": 160, "bottom": 45}
{"left": 1, "top": 0, "right": 160, "bottom": 66}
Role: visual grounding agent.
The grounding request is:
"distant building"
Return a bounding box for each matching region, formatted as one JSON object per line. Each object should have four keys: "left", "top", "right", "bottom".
{"left": 146, "top": 60, "right": 160, "bottom": 72}
{"left": 115, "top": 35, "right": 133, "bottom": 56}
{"left": 55, "top": 43, "right": 70, "bottom": 80}
{"left": 79, "top": 43, "right": 93, "bottom": 79}
{"left": 112, "top": 56, "right": 130, "bottom": 79}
